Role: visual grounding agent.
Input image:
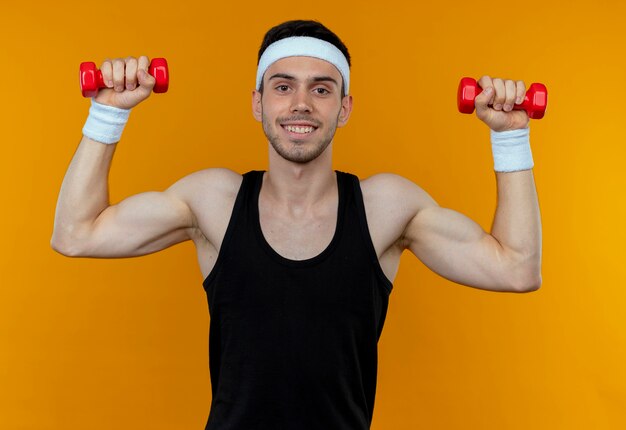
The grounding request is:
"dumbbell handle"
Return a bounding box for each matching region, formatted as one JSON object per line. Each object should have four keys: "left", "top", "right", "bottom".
{"left": 79, "top": 58, "right": 169, "bottom": 98}
{"left": 457, "top": 77, "right": 547, "bottom": 119}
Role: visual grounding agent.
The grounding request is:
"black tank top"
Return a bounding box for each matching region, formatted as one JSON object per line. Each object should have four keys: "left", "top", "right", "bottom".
{"left": 203, "top": 170, "right": 393, "bottom": 429}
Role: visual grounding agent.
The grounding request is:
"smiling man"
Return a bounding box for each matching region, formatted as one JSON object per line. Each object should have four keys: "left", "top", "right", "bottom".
{"left": 51, "top": 19, "right": 542, "bottom": 430}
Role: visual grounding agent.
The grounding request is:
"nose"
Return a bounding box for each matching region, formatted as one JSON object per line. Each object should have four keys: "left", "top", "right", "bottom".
{"left": 290, "top": 88, "right": 312, "bottom": 113}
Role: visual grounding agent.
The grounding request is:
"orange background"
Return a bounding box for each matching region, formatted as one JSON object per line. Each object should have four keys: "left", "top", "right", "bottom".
{"left": 1, "top": 0, "right": 625, "bottom": 429}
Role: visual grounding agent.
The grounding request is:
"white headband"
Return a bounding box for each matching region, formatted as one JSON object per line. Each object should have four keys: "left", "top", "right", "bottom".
{"left": 256, "top": 36, "right": 350, "bottom": 96}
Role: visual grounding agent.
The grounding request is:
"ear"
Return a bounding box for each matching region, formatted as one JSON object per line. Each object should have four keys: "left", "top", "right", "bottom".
{"left": 337, "top": 94, "right": 353, "bottom": 128}
{"left": 252, "top": 90, "right": 262, "bottom": 122}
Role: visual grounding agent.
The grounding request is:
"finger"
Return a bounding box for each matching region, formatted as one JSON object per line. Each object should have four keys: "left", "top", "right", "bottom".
{"left": 112, "top": 58, "right": 126, "bottom": 92}
{"left": 503, "top": 79, "right": 516, "bottom": 112}
{"left": 137, "top": 55, "right": 150, "bottom": 73}
{"left": 515, "top": 80, "right": 526, "bottom": 105}
{"left": 137, "top": 56, "right": 155, "bottom": 87}
{"left": 492, "top": 78, "right": 506, "bottom": 111}
{"left": 475, "top": 75, "right": 494, "bottom": 111}
{"left": 137, "top": 57, "right": 156, "bottom": 90}
{"left": 101, "top": 59, "right": 114, "bottom": 88}
{"left": 477, "top": 75, "right": 493, "bottom": 90}
{"left": 125, "top": 56, "right": 138, "bottom": 90}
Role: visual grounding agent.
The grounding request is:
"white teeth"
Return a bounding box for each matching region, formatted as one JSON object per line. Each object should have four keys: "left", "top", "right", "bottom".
{"left": 284, "top": 125, "right": 315, "bottom": 134}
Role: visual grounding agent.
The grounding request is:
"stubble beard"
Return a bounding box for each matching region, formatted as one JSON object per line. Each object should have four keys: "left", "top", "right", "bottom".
{"left": 262, "top": 108, "right": 339, "bottom": 164}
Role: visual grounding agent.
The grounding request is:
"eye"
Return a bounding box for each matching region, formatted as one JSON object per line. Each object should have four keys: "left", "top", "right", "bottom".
{"left": 275, "top": 85, "right": 290, "bottom": 92}
{"left": 315, "top": 88, "right": 330, "bottom": 95}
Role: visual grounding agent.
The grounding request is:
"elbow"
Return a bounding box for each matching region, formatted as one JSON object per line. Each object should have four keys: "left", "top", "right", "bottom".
{"left": 513, "top": 272, "right": 542, "bottom": 293}
{"left": 507, "top": 250, "right": 542, "bottom": 293}
{"left": 50, "top": 233, "right": 84, "bottom": 257}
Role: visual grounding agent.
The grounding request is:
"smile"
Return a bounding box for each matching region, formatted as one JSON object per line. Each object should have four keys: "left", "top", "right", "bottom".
{"left": 282, "top": 125, "right": 316, "bottom": 134}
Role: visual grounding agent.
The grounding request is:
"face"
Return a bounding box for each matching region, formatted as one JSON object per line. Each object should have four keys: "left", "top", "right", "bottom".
{"left": 252, "top": 56, "right": 353, "bottom": 164}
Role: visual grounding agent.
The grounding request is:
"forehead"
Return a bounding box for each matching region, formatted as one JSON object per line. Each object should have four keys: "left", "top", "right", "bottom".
{"left": 264, "top": 56, "right": 342, "bottom": 81}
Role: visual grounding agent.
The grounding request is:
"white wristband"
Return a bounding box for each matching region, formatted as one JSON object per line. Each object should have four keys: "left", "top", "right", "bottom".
{"left": 490, "top": 127, "right": 533, "bottom": 172}
{"left": 82, "top": 99, "right": 131, "bottom": 144}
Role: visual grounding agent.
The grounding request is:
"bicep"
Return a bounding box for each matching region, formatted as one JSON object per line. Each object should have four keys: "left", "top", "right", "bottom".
{"left": 80, "top": 188, "right": 195, "bottom": 258}
{"left": 404, "top": 205, "right": 521, "bottom": 292}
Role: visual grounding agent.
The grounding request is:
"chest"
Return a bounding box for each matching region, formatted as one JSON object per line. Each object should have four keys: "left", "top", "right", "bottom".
{"left": 258, "top": 199, "right": 338, "bottom": 261}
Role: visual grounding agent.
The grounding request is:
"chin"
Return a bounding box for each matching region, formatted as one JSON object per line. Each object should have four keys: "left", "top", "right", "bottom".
{"left": 272, "top": 140, "right": 330, "bottom": 164}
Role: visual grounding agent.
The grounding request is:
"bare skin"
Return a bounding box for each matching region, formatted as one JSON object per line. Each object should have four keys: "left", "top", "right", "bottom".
{"left": 51, "top": 55, "right": 541, "bottom": 293}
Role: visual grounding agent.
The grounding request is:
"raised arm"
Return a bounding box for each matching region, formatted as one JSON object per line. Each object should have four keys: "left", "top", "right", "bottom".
{"left": 402, "top": 170, "right": 541, "bottom": 292}
{"left": 51, "top": 56, "right": 197, "bottom": 258}
{"left": 401, "top": 76, "right": 542, "bottom": 292}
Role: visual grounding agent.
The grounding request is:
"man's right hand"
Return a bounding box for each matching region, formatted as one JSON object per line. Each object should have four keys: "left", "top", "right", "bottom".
{"left": 94, "top": 56, "right": 156, "bottom": 109}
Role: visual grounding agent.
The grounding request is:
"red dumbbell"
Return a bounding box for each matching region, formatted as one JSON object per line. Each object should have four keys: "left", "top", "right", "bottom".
{"left": 457, "top": 77, "right": 547, "bottom": 119}
{"left": 79, "top": 58, "right": 169, "bottom": 97}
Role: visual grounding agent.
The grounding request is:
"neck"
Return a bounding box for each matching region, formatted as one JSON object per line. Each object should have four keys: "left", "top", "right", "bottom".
{"left": 263, "top": 143, "right": 336, "bottom": 210}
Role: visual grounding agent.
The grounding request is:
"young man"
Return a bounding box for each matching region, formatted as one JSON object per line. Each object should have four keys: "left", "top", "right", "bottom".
{"left": 51, "top": 20, "right": 541, "bottom": 430}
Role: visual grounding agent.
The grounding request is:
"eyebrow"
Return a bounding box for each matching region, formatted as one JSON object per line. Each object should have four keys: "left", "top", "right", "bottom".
{"left": 267, "top": 73, "right": 339, "bottom": 87}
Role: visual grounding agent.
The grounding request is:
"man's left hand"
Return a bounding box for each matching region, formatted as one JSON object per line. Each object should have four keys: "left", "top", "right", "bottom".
{"left": 474, "top": 76, "right": 530, "bottom": 132}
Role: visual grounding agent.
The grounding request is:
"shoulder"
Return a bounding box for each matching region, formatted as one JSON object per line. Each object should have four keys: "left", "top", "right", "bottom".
{"left": 359, "top": 172, "right": 437, "bottom": 213}
{"left": 165, "top": 168, "right": 243, "bottom": 203}
{"left": 168, "top": 167, "right": 242, "bottom": 191}
{"left": 164, "top": 168, "right": 243, "bottom": 236}
{"left": 166, "top": 167, "right": 244, "bottom": 215}
{"left": 356, "top": 172, "right": 439, "bottom": 250}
